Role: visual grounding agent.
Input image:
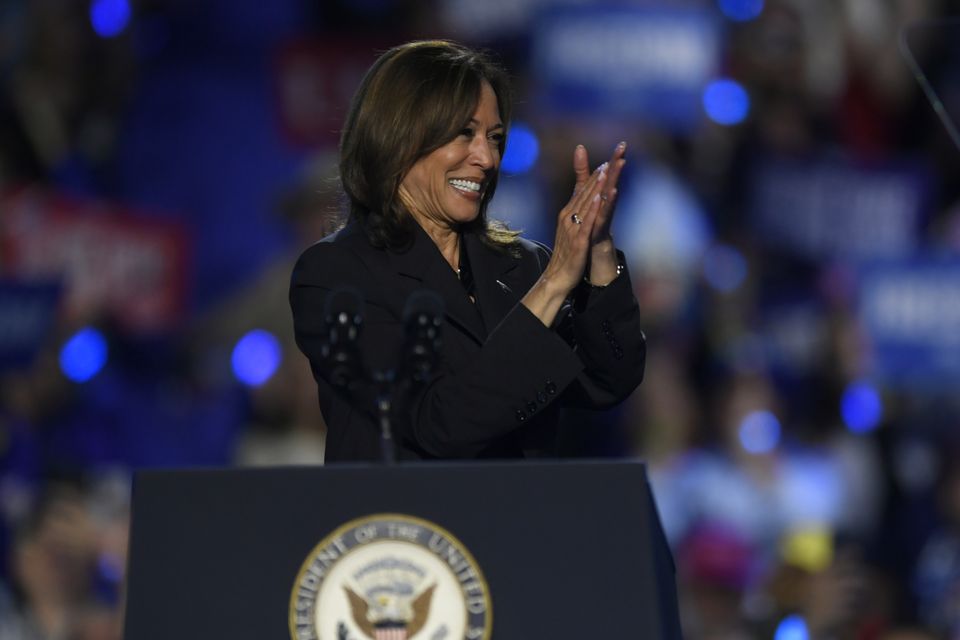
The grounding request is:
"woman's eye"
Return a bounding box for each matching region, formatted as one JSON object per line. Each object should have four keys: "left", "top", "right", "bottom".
{"left": 460, "top": 128, "right": 474, "bottom": 138}
{"left": 489, "top": 133, "right": 504, "bottom": 144}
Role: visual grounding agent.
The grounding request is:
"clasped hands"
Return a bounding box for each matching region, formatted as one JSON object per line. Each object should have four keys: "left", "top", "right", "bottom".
{"left": 546, "top": 141, "right": 626, "bottom": 292}
{"left": 522, "top": 141, "right": 627, "bottom": 327}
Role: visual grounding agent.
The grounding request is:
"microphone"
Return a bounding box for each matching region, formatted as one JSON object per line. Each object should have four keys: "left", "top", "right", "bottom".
{"left": 397, "top": 290, "right": 444, "bottom": 385}
{"left": 321, "top": 286, "right": 365, "bottom": 391}
{"left": 318, "top": 288, "right": 443, "bottom": 465}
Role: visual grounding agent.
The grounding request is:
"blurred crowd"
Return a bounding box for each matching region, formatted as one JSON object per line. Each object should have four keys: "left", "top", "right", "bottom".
{"left": 2, "top": 0, "right": 960, "bottom": 638}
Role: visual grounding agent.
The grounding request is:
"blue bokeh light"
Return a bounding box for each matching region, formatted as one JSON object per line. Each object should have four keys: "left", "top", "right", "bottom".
{"left": 60, "top": 327, "right": 108, "bottom": 383}
{"left": 501, "top": 123, "right": 539, "bottom": 174}
{"left": 90, "top": 0, "right": 131, "bottom": 38}
{"left": 739, "top": 410, "right": 781, "bottom": 454}
{"left": 703, "top": 79, "right": 750, "bottom": 126}
{"left": 718, "top": 0, "right": 765, "bottom": 22}
{"left": 842, "top": 381, "right": 883, "bottom": 434}
{"left": 703, "top": 244, "right": 747, "bottom": 292}
{"left": 232, "top": 329, "right": 281, "bottom": 387}
{"left": 774, "top": 614, "right": 810, "bottom": 640}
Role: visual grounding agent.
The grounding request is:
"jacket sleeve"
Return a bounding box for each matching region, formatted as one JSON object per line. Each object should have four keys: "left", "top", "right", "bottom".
{"left": 405, "top": 302, "right": 585, "bottom": 456}
{"left": 289, "top": 241, "right": 587, "bottom": 458}
{"left": 560, "top": 251, "right": 647, "bottom": 409}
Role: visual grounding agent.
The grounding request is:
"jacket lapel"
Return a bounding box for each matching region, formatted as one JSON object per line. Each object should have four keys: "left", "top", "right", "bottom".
{"left": 463, "top": 230, "right": 523, "bottom": 334}
{"left": 386, "top": 224, "right": 487, "bottom": 345}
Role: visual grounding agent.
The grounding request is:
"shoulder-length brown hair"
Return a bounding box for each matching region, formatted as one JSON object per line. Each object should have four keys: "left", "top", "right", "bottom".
{"left": 339, "top": 40, "right": 519, "bottom": 250}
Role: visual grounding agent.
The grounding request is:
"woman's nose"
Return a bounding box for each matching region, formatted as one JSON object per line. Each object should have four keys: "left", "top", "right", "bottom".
{"left": 469, "top": 135, "right": 496, "bottom": 170}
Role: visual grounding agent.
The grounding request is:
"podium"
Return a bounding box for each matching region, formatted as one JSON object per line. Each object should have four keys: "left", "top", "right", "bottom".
{"left": 124, "top": 460, "right": 681, "bottom": 638}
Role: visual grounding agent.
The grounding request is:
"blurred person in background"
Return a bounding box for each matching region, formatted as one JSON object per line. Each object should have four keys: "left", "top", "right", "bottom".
{"left": 913, "top": 448, "right": 960, "bottom": 637}
{"left": 290, "top": 40, "right": 646, "bottom": 461}
{"left": 0, "top": 480, "right": 124, "bottom": 640}
{"left": 0, "top": 0, "right": 133, "bottom": 190}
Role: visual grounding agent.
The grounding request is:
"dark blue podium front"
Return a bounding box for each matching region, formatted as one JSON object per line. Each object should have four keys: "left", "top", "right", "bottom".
{"left": 124, "top": 460, "right": 681, "bottom": 639}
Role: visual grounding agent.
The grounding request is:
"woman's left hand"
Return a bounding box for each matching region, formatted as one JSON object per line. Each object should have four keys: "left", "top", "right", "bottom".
{"left": 573, "top": 142, "right": 626, "bottom": 243}
{"left": 573, "top": 141, "right": 627, "bottom": 285}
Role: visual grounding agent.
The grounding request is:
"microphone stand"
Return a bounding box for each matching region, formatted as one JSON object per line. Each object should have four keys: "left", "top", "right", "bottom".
{"left": 321, "top": 287, "right": 443, "bottom": 466}
{"left": 374, "top": 371, "right": 397, "bottom": 465}
{"left": 378, "top": 291, "right": 444, "bottom": 465}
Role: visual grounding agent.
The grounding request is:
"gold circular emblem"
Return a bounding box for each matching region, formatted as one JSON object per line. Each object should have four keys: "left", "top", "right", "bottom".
{"left": 289, "top": 513, "right": 492, "bottom": 640}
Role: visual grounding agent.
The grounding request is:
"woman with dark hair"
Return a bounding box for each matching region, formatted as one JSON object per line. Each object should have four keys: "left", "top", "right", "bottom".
{"left": 289, "top": 40, "right": 645, "bottom": 462}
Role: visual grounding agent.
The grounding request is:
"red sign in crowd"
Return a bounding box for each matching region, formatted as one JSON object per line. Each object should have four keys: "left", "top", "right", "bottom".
{"left": 273, "top": 38, "right": 388, "bottom": 147}
{"left": 0, "top": 187, "right": 189, "bottom": 333}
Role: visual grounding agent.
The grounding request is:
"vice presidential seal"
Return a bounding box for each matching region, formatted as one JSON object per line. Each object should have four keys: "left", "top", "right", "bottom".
{"left": 289, "top": 514, "right": 492, "bottom": 640}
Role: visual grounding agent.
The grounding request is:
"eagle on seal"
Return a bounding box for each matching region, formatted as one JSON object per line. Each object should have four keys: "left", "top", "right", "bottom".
{"left": 344, "top": 583, "right": 436, "bottom": 639}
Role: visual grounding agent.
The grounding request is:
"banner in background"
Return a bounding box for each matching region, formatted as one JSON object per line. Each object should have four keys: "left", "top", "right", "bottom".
{"left": 859, "top": 260, "right": 960, "bottom": 387}
{"left": 531, "top": 6, "right": 720, "bottom": 130}
{"left": 750, "top": 156, "right": 933, "bottom": 261}
{"left": 274, "top": 38, "right": 387, "bottom": 147}
{"left": 0, "top": 188, "right": 189, "bottom": 333}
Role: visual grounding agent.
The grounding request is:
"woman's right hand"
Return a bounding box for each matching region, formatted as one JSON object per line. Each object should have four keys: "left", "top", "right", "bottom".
{"left": 521, "top": 158, "right": 607, "bottom": 326}
{"left": 543, "top": 160, "right": 608, "bottom": 293}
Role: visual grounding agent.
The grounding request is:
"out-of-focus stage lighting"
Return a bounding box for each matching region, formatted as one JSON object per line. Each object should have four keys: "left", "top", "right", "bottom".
{"left": 60, "top": 327, "right": 108, "bottom": 383}
{"left": 501, "top": 123, "right": 539, "bottom": 175}
{"left": 718, "top": 0, "right": 765, "bottom": 22}
{"left": 232, "top": 329, "right": 281, "bottom": 387}
{"left": 842, "top": 381, "right": 883, "bottom": 434}
{"left": 90, "top": 0, "right": 131, "bottom": 38}
{"left": 703, "top": 79, "right": 750, "bottom": 126}
{"left": 774, "top": 614, "right": 810, "bottom": 640}
{"left": 738, "top": 410, "right": 781, "bottom": 454}
{"left": 702, "top": 243, "right": 747, "bottom": 293}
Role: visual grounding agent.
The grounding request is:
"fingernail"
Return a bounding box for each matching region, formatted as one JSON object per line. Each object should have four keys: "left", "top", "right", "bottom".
{"left": 593, "top": 194, "right": 600, "bottom": 202}
{"left": 618, "top": 141, "right": 627, "bottom": 149}
{"left": 599, "top": 161, "right": 609, "bottom": 172}
{"left": 576, "top": 144, "right": 585, "bottom": 150}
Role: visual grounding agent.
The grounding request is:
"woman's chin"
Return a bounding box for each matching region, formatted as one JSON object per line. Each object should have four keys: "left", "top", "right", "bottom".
{"left": 407, "top": 205, "right": 480, "bottom": 231}
{"left": 443, "top": 202, "right": 482, "bottom": 225}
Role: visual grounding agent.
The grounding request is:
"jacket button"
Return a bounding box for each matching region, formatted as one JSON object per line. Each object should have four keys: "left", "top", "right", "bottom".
{"left": 601, "top": 319, "right": 611, "bottom": 330}
{"left": 545, "top": 380, "right": 557, "bottom": 395}
{"left": 536, "top": 391, "right": 547, "bottom": 404}
{"left": 527, "top": 401, "right": 537, "bottom": 414}
{"left": 613, "top": 347, "right": 624, "bottom": 360}
{"left": 515, "top": 409, "right": 526, "bottom": 423}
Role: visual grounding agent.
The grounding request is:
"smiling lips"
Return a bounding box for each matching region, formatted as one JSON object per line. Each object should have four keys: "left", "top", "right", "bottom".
{"left": 448, "top": 178, "right": 483, "bottom": 199}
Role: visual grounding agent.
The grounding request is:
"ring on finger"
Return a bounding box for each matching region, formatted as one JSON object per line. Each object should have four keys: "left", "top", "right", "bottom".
{"left": 600, "top": 193, "right": 609, "bottom": 202}
{"left": 571, "top": 212, "right": 582, "bottom": 225}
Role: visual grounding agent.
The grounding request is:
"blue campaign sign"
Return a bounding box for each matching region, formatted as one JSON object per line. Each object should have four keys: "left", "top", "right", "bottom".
{"left": 750, "top": 156, "right": 932, "bottom": 261}
{"left": 859, "top": 261, "right": 960, "bottom": 387}
{"left": 0, "top": 281, "right": 62, "bottom": 371}
{"left": 531, "top": 5, "right": 721, "bottom": 130}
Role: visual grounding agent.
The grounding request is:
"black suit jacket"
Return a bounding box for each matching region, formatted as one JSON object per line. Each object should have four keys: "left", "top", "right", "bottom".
{"left": 289, "top": 219, "right": 646, "bottom": 462}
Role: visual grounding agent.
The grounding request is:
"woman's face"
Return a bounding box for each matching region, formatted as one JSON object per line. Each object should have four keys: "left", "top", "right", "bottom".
{"left": 398, "top": 81, "right": 503, "bottom": 232}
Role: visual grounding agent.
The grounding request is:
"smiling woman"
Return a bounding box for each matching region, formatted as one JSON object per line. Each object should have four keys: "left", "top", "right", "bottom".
{"left": 397, "top": 82, "right": 504, "bottom": 252}
{"left": 338, "top": 41, "right": 516, "bottom": 254}
{"left": 289, "top": 40, "right": 646, "bottom": 462}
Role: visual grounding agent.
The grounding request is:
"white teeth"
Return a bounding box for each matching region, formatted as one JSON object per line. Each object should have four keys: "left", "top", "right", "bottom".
{"left": 449, "top": 178, "right": 481, "bottom": 192}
